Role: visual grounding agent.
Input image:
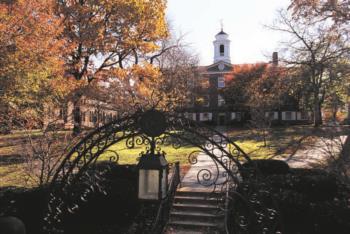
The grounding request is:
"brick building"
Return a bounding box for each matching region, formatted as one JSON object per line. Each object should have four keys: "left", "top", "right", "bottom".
{"left": 182, "top": 29, "right": 312, "bottom": 125}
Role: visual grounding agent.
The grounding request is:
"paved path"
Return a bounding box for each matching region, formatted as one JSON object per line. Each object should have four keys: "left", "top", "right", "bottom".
{"left": 180, "top": 152, "right": 228, "bottom": 192}
{"left": 179, "top": 133, "right": 230, "bottom": 192}
{"left": 180, "top": 134, "right": 348, "bottom": 192}
{"left": 276, "top": 135, "right": 348, "bottom": 168}
{"left": 173, "top": 133, "right": 348, "bottom": 234}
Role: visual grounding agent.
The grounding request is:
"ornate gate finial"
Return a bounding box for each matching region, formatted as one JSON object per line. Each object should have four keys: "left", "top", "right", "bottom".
{"left": 139, "top": 109, "right": 167, "bottom": 138}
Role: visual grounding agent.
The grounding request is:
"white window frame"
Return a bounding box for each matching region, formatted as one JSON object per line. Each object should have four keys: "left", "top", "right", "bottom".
{"left": 265, "top": 111, "right": 278, "bottom": 120}
{"left": 298, "top": 112, "right": 309, "bottom": 120}
{"left": 232, "top": 112, "right": 242, "bottom": 121}
{"left": 231, "top": 112, "right": 236, "bottom": 120}
{"left": 282, "top": 111, "right": 296, "bottom": 121}
{"left": 200, "top": 112, "right": 212, "bottom": 121}
{"left": 218, "top": 77, "right": 225, "bottom": 88}
{"left": 218, "top": 95, "right": 225, "bottom": 107}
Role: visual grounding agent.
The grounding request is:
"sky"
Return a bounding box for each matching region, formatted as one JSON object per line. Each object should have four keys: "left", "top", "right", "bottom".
{"left": 166, "top": 0, "right": 291, "bottom": 65}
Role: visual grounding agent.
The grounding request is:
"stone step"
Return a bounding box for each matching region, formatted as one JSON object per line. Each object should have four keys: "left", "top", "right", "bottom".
{"left": 172, "top": 203, "right": 219, "bottom": 213}
{"left": 175, "top": 190, "right": 224, "bottom": 198}
{"left": 170, "top": 211, "right": 224, "bottom": 223}
{"left": 170, "top": 211, "right": 224, "bottom": 218}
{"left": 167, "top": 220, "right": 220, "bottom": 229}
{"left": 174, "top": 195, "right": 223, "bottom": 205}
{"left": 164, "top": 228, "right": 206, "bottom": 234}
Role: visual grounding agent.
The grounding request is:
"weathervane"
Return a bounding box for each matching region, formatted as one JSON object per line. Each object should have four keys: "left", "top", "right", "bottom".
{"left": 220, "top": 19, "right": 224, "bottom": 31}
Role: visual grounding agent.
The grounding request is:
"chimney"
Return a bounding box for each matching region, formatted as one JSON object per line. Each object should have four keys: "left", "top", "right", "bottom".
{"left": 272, "top": 52, "right": 278, "bottom": 66}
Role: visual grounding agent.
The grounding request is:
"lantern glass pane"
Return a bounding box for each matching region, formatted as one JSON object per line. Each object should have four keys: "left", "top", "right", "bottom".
{"left": 161, "top": 168, "right": 167, "bottom": 198}
{"left": 138, "top": 169, "right": 159, "bottom": 200}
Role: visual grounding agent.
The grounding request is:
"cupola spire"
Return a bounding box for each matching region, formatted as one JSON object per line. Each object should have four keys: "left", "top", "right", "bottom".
{"left": 213, "top": 22, "right": 231, "bottom": 63}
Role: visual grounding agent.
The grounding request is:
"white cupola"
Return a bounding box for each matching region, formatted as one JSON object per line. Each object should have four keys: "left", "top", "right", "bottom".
{"left": 213, "top": 29, "right": 231, "bottom": 64}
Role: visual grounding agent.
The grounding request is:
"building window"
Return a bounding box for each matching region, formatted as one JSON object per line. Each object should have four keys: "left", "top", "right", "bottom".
{"left": 218, "top": 77, "right": 225, "bottom": 88}
{"left": 81, "top": 112, "right": 85, "bottom": 122}
{"left": 236, "top": 112, "right": 242, "bottom": 121}
{"left": 265, "top": 112, "right": 278, "bottom": 120}
{"left": 218, "top": 95, "right": 225, "bottom": 107}
{"left": 200, "top": 112, "right": 212, "bottom": 121}
{"left": 232, "top": 112, "right": 242, "bottom": 121}
{"left": 299, "top": 112, "right": 309, "bottom": 120}
{"left": 231, "top": 112, "right": 236, "bottom": 120}
{"left": 220, "top": 44, "right": 224, "bottom": 56}
{"left": 285, "top": 111, "right": 292, "bottom": 120}
{"left": 184, "top": 113, "right": 197, "bottom": 121}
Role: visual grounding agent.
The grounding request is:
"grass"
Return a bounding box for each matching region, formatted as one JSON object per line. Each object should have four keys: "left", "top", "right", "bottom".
{"left": 2, "top": 125, "right": 347, "bottom": 188}
{"left": 0, "top": 164, "right": 27, "bottom": 188}
{"left": 235, "top": 140, "right": 276, "bottom": 159}
{"left": 226, "top": 125, "right": 321, "bottom": 160}
{"left": 0, "top": 129, "right": 43, "bottom": 140}
{"left": 98, "top": 139, "right": 199, "bottom": 165}
{"left": 0, "top": 137, "right": 200, "bottom": 188}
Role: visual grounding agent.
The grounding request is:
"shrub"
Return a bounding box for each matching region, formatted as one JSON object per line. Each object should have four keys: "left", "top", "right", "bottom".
{"left": 0, "top": 162, "right": 140, "bottom": 234}
{"left": 230, "top": 168, "right": 350, "bottom": 234}
{"left": 241, "top": 159, "right": 290, "bottom": 179}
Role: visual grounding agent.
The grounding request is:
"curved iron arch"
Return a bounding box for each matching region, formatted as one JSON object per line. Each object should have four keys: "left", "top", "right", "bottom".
{"left": 44, "top": 110, "right": 280, "bottom": 233}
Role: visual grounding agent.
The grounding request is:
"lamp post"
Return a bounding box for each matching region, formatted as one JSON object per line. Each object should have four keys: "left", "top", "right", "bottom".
{"left": 137, "top": 109, "right": 168, "bottom": 201}
{"left": 137, "top": 151, "right": 168, "bottom": 201}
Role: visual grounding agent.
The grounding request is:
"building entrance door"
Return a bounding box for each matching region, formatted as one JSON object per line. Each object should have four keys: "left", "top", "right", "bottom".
{"left": 218, "top": 113, "right": 225, "bottom": 125}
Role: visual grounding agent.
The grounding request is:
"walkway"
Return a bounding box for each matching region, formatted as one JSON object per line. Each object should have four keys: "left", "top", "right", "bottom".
{"left": 180, "top": 152, "right": 228, "bottom": 192}
{"left": 167, "top": 132, "right": 348, "bottom": 233}
{"left": 166, "top": 136, "right": 229, "bottom": 234}
{"left": 276, "top": 135, "right": 348, "bottom": 168}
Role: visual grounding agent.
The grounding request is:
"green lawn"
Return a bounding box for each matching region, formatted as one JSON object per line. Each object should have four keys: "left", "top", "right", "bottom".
{"left": 226, "top": 125, "right": 323, "bottom": 160}
{"left": 0, "top": 129, "right": 43, "bottom": 140}
{"left": 98, "top": 139, "right": 199, "bottom": 165}
{"left": 235, "top": 140, "right": 276, "bottom": 159}
{"left": 0, "top": 137, "right": 200, "bottom": 188}
{"left": 1, "top": 125, "right": 343, "bottom": 188}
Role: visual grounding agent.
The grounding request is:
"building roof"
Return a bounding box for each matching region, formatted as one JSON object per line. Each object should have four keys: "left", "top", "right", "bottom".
{"left": 216, "top": 30, "right": 228, "bottom": 36}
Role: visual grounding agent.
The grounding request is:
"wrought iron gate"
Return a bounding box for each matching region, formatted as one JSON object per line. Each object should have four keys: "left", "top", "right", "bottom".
{"left": 44, "top": 109, "right": 282, "bottom": 234}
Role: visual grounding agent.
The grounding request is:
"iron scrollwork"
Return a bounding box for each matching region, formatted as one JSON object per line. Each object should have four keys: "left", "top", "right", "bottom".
{"left": 44, "top": 109, "right": 281, "bottom": 234}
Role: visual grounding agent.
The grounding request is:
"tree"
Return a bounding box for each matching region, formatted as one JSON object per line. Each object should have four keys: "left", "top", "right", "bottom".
{"left": 152, "top": 35, "right": 199, "bottom": 110}
{"left": 58, "top": 0, "right": 168, "bottom": 81}
{"left": 269, "top": 10, "right": 350, "bottom": 126}
{"left": 222, "top": 63, "right": 268, "bottom": 107}
{"left": 223, "top": 63, "right": 290, "bottom": 146}
{"left": 289, "top": 0, "right": 350, "bottom": 24}
{"left": 247, "top": 65, "right": 288, "bottom": 146}
{"left": 0, "top": 0, "right": 72, "bottom": 132}
{"left": 57, "top": 0, "right": 169, "bottom": 133}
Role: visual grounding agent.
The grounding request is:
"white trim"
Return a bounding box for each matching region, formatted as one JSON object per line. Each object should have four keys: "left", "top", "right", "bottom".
{"left": 218, "top": 95, "right": 225, "bottom": 107}
{"left": 265, "top": 111, "right": 278, "bottom": 120}
{"left": 199, "top": 112, "right": 212, "bottom": 121}
{"left": 297, "top": 111, "right": 310, "bottom": 120}
{"left": 282, "top": 111, "right": 296, "bottom": 121}
{"left": 231, "top": 112, "right": 236, "bottom": 120}
{"left": 218, "top": 77, "right": 225, "bottom": 88}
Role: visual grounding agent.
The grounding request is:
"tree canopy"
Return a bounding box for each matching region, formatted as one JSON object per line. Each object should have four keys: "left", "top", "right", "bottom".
{"left": 0, "top": 0, "right": 178, "bottom": 131}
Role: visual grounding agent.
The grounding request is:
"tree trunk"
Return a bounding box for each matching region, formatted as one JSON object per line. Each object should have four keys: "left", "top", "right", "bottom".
{"left": 313, "top": 100, "right": 322, "bottom": 127}
{"left": 332, "top": 107, "right": 337, "bottom": 122}
{"left": 0, "top": 104, "right": 13, "bottom": 134}
{"left": 72, "top": 105, "right": 81, "bottom": 136}
{"left": 72, "top": 93, "right": 83, "bottom": 136}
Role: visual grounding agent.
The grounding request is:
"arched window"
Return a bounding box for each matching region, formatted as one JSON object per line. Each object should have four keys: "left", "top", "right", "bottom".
{"left": 220, "top": 44, "right": 224, "bottom": 56}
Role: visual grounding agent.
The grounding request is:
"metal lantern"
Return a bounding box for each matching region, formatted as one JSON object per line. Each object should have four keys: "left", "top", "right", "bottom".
{"left": 137, "top": 152, "right": 168, "bottom": 201}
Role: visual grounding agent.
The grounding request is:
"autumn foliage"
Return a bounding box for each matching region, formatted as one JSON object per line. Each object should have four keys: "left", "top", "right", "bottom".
{"left": 0, "top": 0, "right": 170, "bottom": 131}
{"left": 0, "top": 0, "right": 70, "bottom": 130}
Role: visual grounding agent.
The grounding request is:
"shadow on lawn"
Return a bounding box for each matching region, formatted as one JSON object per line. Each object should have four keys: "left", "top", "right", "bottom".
{"left": 0, "top": 154, "right": 25, "bottom": 166}
{"left": 225, "top": 125, "right": 350, "bottom": 161}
